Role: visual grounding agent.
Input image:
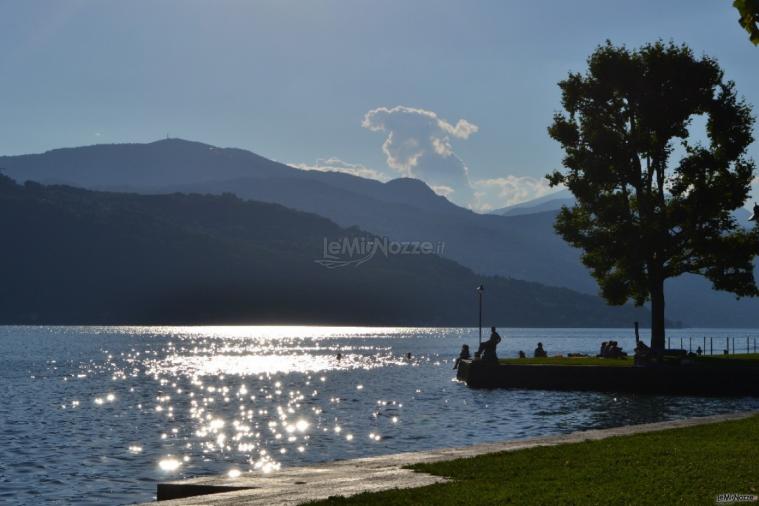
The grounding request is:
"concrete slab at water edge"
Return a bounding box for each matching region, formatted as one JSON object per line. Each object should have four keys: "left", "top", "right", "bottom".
{"left": 456, "top": 359, "right": 759, "bottom": 395}
{"left": 147, "top": 410, "right": 759, "bottom": 505}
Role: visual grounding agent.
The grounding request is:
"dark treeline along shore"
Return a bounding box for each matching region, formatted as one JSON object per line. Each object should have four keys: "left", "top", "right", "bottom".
{"left": 0, "top": 174, "right": 650, "bottom": 326}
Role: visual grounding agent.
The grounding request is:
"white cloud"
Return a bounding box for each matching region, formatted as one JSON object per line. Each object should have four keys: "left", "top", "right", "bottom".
{"left": 289, "top": 157, "right": 389, "bottom": 181}
{"left": 362, "top": 106, "right": 478, "bottom": 140}
{"left": 291, "top": 107, "right": 564, "bottom": 213}
{"left": 362, "top": 105, "right": 478, "bottom": 205}
{"left": 471, "top": 176, "right": 560, "bottom": 212}
{"left": 431, "top": 137, "right": 452, "bottom": 157}
{"left": 431, "top": 185, "right": 455, "bottom": 197}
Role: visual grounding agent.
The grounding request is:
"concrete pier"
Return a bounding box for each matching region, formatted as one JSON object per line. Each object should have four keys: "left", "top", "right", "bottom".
{"left": 147, "top": 410, "right": 758, "bottom": 505}
{"left": 456, "top": 359, "right": 759, "bottom": 395}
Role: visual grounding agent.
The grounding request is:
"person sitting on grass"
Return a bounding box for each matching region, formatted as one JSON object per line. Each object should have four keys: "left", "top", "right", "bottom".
{"left": 598, "top": 341, "right": 608, "bottom": 357}
{"left": 475, "top": 327, "right": 502, "bottom": 361}
{"left": 634, "top": 340, "right": 651, "bottom": 364}
{"left": 453, "top": 344, "right": 471, "bottom": 369}
{"left": 599, "top": 340, "right": 625, "bottom": 358}
{"left": 518, "top": 350, "right": 526, "bottom": 359}
{"left": 534, "top": 342, "right": 547, "bottom": 358}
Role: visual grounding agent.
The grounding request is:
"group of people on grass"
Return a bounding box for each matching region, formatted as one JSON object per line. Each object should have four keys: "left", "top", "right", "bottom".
{"left": 453, "top": 327, "right": 549, "bottom": 368}
{"left": 598, "top": 340, "right": 628, "bottom": 358}
{"left": 452, "top": 328, "right": 656, "bottom": 368}
{"left": 453, "top": 326, "right": 732, "bottom": 367}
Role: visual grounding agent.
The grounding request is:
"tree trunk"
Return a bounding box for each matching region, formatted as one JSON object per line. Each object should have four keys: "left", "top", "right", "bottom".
{"left": 650, "top": 277, "right": 666, "bottom": 351}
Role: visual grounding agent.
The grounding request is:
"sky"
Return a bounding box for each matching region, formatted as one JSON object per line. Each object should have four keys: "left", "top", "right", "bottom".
{"left": 1, "top": 0, "right": 758, "bottom": 211}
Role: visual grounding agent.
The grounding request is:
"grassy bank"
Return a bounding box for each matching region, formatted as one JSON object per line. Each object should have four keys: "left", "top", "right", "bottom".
{"left": 314, "top": 414, "right": 759, "bottom": 505}
{"left": 499, "top": 356, "right": 633, "bottom": 367}
{"left": 694, "top": 353, "right": 759, "bottom": 367}
{"left": 497, "top": 353, "right": 759, "bottom": 368}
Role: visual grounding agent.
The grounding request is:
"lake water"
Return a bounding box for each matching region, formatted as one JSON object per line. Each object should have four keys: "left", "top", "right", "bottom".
{"left": 3, "top": 326, "right": 759, "bottom": 505}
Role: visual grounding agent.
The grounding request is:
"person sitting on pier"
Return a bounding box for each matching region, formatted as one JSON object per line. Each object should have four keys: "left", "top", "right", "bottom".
{"left": 476, "top": 327, "right": 502, "bottom": 361}
{"left": 534, "top": 342, "right": 547, "bottom": 358}
{"left": 453, "top": 344, "right": 471, "bottom": 369}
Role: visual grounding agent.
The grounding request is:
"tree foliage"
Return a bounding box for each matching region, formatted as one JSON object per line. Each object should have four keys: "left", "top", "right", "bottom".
{"left": 547, "top": 41, "right": 759, "bottom": 349}
{"left": 735, "top": 0, "right": 759, "bottom": 45}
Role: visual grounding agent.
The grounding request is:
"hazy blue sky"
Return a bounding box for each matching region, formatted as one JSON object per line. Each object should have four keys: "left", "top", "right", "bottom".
{"left": 1, "top": 0, "right": 757, "bottom": 210}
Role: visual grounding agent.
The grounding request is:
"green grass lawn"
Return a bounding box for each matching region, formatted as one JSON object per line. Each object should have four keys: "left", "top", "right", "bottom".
{"left": 725, "top": 353, "right": 759, "bottom": 360}
{"left": 499, "top": 356, "right": 633, "bottom": 367}
{"left": 496, "top": 353, "right": 759, "bottom": 369}
{"left": 312, "top": 414, "right": 759, "bottom": 505}
{"left": 692, "top": 353, "right": 759, "bottom": 368}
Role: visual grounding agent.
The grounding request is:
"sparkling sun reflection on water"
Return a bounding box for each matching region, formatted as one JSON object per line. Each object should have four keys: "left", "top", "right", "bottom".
{"left": 96, "top": 326, "right": 424, "bottom": 495}
{"left": 4, "top": 325, "right": 759, "bottom": 505}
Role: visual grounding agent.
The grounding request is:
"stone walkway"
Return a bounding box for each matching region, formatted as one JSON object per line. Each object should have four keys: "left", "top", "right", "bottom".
{"left": 148, "top": 410, "right": 757, "bottom": 505}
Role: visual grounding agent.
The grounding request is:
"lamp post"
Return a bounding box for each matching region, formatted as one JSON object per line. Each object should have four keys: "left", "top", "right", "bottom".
{"left": 476, "top": 285, "right": 484, "bottom": 345}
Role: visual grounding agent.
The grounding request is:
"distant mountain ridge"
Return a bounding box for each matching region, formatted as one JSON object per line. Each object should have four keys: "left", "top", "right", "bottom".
{"left": 490, "top": 189, "right": 575, "bottom": 216}
{"left": 0, "top": 139, "right": 463, "bottom": 216}
{"left": 2, "top": 138, "right": 757, "bottom": 327}
{"left": 0, "top": 139, "right": 295, "bottom": 186}
{"left": 0, "top": 139, "right": 606, "bottom": 302}
{"left": 0, "top": 174, "right": 650, "bottom": 326}
{"left": 490, "top": 190, "right": 575, "bottom": 216}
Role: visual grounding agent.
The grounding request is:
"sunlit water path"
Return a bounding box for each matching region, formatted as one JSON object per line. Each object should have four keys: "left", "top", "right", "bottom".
{"left": 3, "top": 326, "right": 759, "bottom": 505}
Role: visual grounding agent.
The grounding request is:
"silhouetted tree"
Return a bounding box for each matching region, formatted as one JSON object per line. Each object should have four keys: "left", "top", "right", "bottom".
{"left": 548, "top": 41, "right": 759, "bottom": 351}
{"left": 735, "top": 0, "right": 759, "bottom": 45}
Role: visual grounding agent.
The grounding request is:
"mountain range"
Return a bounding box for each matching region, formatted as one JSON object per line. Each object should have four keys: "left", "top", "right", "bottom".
{"left": 2, "top": 138, "right": 757, "bottom": 327}
{"left": 489, "top": 189, "right": 575, "bottom": 217}
{"left": 0, "top": 174, "right": 648, "bottom": 326}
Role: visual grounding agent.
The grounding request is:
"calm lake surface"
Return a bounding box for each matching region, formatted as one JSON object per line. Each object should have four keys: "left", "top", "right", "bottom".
{"left": 3, "top": 325, "right": 759, "bottom": 505}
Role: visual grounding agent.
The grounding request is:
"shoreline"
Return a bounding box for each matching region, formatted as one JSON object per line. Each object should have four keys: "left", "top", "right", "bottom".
{"left": 147, "top": 410, "right": 759, "bottom": 505}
